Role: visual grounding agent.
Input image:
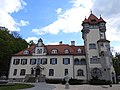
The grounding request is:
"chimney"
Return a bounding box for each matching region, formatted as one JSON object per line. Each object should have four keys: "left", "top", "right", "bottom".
{"left": 59, "top": 41, "right": 62, "bottom": 45}
{"left": 71, "top": 41, "right": 75, "bottom": 46}
{"left": 28, "top": 45, "right": 30, "bottom": 48}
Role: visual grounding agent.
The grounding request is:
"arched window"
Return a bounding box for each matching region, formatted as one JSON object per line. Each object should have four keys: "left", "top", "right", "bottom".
{"left": 77, "top": 48, "right": 81, "bottom": 53}
{"left": 81, "top": 58, "right": 86, "bottom": 65}
{"left": 74, "top": 58, "right": 80, "bottom": 65}
{"left": 51, "top": 49, "right": 58, "bottom": 54}
{"left": 91, "top": 68, "right": 102, "bottom": 78}
{"left": 77, "top": 69, "right": 84, "bottom": 76}
{"left": 64, "top": 49, "right": 69, "bottom": 54}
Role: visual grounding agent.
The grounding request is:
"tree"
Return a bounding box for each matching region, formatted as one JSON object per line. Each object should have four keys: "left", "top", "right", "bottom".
{"left": 0, "top": 28, "right": 28, "bottom": 77}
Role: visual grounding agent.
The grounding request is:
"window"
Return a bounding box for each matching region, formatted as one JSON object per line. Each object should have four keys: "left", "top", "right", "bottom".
{"left": 50, "top": 58, "right": 57, "bottom": 65}
{"left": 64, "top": 49, "right": 69, "bottom": 54}
{"left": 13, "top": 59, "right": 20, "bottom": 65}
{"left": 65, "top": 69, "right": 68, "bottom": 76}
{"left": 49, "top": 69, "right": 54, "bottom": 76}
{"left": 51, "top": 49, "right": 57, "bottom": 54}
{"left": 21, "top": 59, "right": 27, "bottom": 65}
{"left": 77, "top": 48, "right": 81, "bottom": 53}
{"left": 41, "top": 58, "right": 47, "bottom": 65}
{"left": 23, "top": 50, "right": 29, "bottom": 55}
{"left": 37, "top": 49, "right": 42, "bottom": 54}
{"left": 90, "top": 56, "right": 100, "bottom": 64}
{"left": 74, "top": 58, "right": 80, "bottom": 65}
{"left": 13, "top": 69, "right": 17, "bottom": 76}
{"left": 91, "top": 68, "right": 102, "bottom": 78}
{"left": 100, "top": 43, "right": 104, "bottom": 47}
{"left": 81, "top": 58, "right": 86, "bottom": 65}
{"left": 20, "top": 69, "right": 26, "bottom": 76}
{"left": 89, "top": 43, "right": 96, "bottom": 49}
{"left": 63, "top": 58, "right": 70, "bottom": 65}
{"left": 36, "top": 58, "right": 42, "bottom": 65}
{"left": 77, "top": 69, "right": 84, "bottom": 76}
{"left": 30, "top": 58, "right": 36, "bottom": 65}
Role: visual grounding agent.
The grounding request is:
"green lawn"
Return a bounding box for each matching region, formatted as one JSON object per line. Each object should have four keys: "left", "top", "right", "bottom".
{"left": 0, "top": 83, "right": 34, "bottom": 90}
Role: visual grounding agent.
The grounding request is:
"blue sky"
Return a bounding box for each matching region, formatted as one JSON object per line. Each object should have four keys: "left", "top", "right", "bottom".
{"left": 0, "top": 0, "right": 120, "bottom": 53}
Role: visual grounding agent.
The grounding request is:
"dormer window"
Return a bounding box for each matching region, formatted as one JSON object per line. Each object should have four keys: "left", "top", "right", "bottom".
{"left": 91, "top": 19, "right": 96, "bottom": 23}
{"left": 37, "top": 49, "right": 42, "bottom": 54}
{"left": 77, "top": 48, "right": 81, "bottom": 53}
{"left": 51, "top": 49, "right": 58, "bottom": 54}
{"left": 23, "top": 50, "right": 29, "bottom": 55}
{"left": 64, "top": 49, "right": 69, "bottom": 54}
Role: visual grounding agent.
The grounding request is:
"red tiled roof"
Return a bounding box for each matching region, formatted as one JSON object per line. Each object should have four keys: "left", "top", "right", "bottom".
{"left": 83, "top": 13, "right": 106, "bottom": 24}
{"left": 14, "top": 44, "right": 85, "bottom": 56}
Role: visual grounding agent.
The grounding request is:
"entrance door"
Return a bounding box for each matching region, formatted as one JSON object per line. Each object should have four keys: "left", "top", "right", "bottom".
{"left": 35, "top": 68, "right": 41, "bottom": 77}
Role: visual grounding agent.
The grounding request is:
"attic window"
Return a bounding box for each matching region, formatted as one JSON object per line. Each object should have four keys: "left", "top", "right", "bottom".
{"left": 77, "top": 48, "right": 81, "bottom": 53}
{"left": 64, "top": 49, "right": 69, "bottom": 54}
{"left": 51, "top": 49, "right": 57, "bottom": 54}
{"left": 91, "top": 19, "right": 96, "bottom": 22}
{"left": 23, "top": 50, "right": 29, "bottom": 55}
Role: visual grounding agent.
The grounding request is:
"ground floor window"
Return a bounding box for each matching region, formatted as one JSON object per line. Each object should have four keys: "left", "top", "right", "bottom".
{"left": 49, "top": 69, "right": 54, "bottom": 76}
{"left": 65, "top": 69, "right": 68, "bottom": 76}
{"left": 13, "top": 69, "right": 17, "bottom": 76}
{"left": 77, "top": 69, "right": 84, "bottom": 76}
{"left": 20, "top": 69, "right": 26, "bottom": 76}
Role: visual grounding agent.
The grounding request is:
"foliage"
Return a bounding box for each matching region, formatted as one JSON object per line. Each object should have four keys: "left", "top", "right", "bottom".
{"left": 0, "top": 28, "right": 28, "bottom": 77}
{"left": 112, "top": 53, "right": 120, "bottom": 82}
{"left": 46, "top": 78, "right": 83, "bottom": 85}
{"left": 0, "top": 83, "right": 34, "bottom": 90}
{"left": 45, "top": 79, "right": 62, "bottom": 84}
{"left": 89, "top": 79, "right": 111, "bottom": 85}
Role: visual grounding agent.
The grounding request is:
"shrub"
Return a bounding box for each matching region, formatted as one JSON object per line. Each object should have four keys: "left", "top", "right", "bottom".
{"left": 61, "top": 79, "right": 83, "bottom": 85}
{"left": 45, "top": 79, "right": 62, "bottom": 84}
{"left": 89, "top": 79, "right": 111, "bottom": 85}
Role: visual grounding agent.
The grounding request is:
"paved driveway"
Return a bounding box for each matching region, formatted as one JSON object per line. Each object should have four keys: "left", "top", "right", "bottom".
{"left": 20, "top": 83, "right": 120, "bottom": 90}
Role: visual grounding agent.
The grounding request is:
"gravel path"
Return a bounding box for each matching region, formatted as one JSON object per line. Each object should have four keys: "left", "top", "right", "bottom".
{"left": 20, "top": 83, "right": 120, "bottom": 90}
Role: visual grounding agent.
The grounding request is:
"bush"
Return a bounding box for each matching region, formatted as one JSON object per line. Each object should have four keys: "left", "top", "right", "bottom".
{"left": 89, "top": 79, "right": 111, "bottom": 85}
{"left": 45, "top": 79, "right": 62, "bottom": 84}
{"left": 61, "top": 79, "right": 83, "bottom": 85}
{"left": 46, "top": 78, "right": 84, "bottom": 85}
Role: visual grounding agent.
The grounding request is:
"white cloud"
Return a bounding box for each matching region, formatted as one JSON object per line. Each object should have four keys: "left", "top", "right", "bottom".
{"left": 25, "top": 37, "right": 39, "bottom": 43}
{"left": 19, "top": 20, "right": 29, "bottom": 27}
{"left": 56, "top": 8, "right": 62, "bottom": 14}
{"left": 32, "top": 0, "right": 93, "bottom": 35}
{"left": 0, "top": 0, "right": 28, "bottom": 31}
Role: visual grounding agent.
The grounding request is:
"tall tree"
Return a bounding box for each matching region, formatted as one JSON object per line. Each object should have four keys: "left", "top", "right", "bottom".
{"left": 0, "top": 28, "right": 28, "bottom": 77}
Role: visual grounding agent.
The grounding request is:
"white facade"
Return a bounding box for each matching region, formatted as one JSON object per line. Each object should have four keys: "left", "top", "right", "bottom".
{"left": 9, "top": 13, "right": 116, "bottom": 83}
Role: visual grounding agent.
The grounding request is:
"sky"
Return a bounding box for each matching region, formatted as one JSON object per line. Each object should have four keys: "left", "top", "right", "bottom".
{"left": 0, "top": 0, "right": 120, "bottom": 54}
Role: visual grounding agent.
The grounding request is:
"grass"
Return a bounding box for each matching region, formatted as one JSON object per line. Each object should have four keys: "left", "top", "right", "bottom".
{"left": 0, "top": 83, "right": 34, "bottom": 90}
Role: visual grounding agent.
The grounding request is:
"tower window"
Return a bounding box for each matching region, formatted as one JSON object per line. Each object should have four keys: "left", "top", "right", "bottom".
{"left": 90, "top": 56, "right": 100, "bottom": 64}
{"left": 89, "top": 43, "right": 96, "bottom": 49}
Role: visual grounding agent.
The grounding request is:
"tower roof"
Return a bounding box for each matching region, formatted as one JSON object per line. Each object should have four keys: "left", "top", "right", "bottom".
{"left": 82, "top": 13, "right": 106, "bottom": 24}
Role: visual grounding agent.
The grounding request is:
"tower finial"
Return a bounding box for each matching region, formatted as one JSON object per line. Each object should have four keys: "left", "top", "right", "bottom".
{"left": 100, "top": 14, "right": 101, "bottom": 17}
{"left": 90, "top": 9, "right": 92, "bottom": 14}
